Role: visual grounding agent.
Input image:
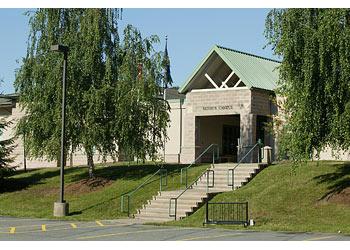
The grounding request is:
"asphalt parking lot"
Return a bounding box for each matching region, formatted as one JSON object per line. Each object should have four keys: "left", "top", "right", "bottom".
{"left": 1, "top": 216, "right": 349, "bottom": 241}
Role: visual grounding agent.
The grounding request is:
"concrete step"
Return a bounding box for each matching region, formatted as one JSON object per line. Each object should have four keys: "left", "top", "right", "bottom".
{"left": 135, "top": 214, "right": 174, "bottom": 222}
{"left": 210, "top": 168, "right": 258, "bottom": 174}
{"left": 211, "top": 166, "right": 259, "bottom": 171}
{"left": 195, "top": 180, "right": 246, "bottom": 187}
{"left": 149, "top": 197, "right": 204, "bottom": 204}
{"left": 138, "top": 208, "right": 190, "bottom": 218}
{"left": 197, "top": 175, "right": 248, "bottom": 181}
{"left": 157, "top": 192, "right": 207, "bottom": 198}
{"left": 134, "top": 162, "right": 267, "bottom": 223}
{"left": 144, "top": 203, "right": 195, "bottom": 210}
{"left": 140, "top": 206, "right": 194, "bottom": 215}
{"left": 194, "top": 186, "right": 238, "bottom": 192}
{"left": 214, "top": 163, "right": 260, "bottom": 167}
{"left": 138, "top": 210, "right": 172, "bottom": 216}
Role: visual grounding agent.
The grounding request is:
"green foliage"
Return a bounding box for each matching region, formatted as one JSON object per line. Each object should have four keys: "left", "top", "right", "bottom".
{"left": 265, "top": 9, "right": 350, "bottom": 161}
{"left": 0, "top": 119, "right": 16, "bottom": 179}
{"left": 14, "top": 9, "right": 168, "bottom": 173}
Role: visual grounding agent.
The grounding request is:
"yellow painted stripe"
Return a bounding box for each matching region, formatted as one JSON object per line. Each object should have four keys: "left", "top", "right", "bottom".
{"left": 0, "top": 223, "right": 129, "bottom": 235}
{"left": 70, "top": 223, "right": 77, "bottom": 229}
{"left": 9, "top": 227, "right": 16, "bottom": 234}
{"left": 179, "top": 233, "right": 242, "bottom": 241}
{"left": 304, "top": 235, "right": 336, "bottom": 241}
{"left": 77, "top": 228, "right": 188, "bottom": 240}
{"left": 0, "top": 218, "right": 47, "bottom": 222}
{"left": 0, "top": 222, "right": 70, "bottom": 230}
{"left": 95, "top": 221, "right": 104, "bottom": 227}
{"left": 41, "top": 225, "right": 46, "bottom": 232}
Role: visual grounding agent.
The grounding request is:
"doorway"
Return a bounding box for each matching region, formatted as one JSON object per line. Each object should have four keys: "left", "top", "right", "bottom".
{"left": 222, "top": 125, "right": 240, "bottom": 162}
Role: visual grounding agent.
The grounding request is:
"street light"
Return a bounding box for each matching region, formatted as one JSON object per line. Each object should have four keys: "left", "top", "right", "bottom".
{"left": 51, "top": 44, "right": 69, "bottom": 217}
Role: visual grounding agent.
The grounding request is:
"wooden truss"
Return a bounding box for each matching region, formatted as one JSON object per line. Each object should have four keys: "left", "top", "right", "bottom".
{"left": 204, "top": 70, "right": 245, "bottom": 89}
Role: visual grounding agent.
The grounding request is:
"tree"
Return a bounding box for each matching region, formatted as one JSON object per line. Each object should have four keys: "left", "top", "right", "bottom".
{"left": 0, "top": 120, "right": 16, "bottom": 179}
{"left": 0, "top": 79, "right": 16, "bottom": 179}
{"left": 265, "top": 9, "right": 350, "bottom": 161}
{"left": 15, "top": 9, "right": 168, "bottom": 178}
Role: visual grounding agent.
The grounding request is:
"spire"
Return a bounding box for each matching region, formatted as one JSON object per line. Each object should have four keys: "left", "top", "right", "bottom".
{"left": 162, "top": 35, "right": 173, "bottom": 89}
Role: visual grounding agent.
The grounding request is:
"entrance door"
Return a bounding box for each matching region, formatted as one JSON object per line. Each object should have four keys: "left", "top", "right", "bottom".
{"left": 222, "top": 125, "right": 240, "bottom": 162}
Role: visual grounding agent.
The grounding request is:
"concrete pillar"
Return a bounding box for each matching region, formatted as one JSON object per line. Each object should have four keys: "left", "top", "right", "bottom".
{"left": 180, "top": 113, "right": 196, "bottom": 164}
{"left": 262, "top": 146, "right": 272, "bottom": 165}
{"left": 54, "top": 202, "right": 69, "bottom": 217}
{"left": 239, "top": 113, "right": 256, "bottom": 163}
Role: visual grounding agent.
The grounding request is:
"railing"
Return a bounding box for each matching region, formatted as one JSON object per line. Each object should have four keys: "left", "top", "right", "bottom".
{"left": 169, "top": 168, "right": 214, "bottom": 220}
{"left": 227, "top": 139, "right": 263, "bottom": 190}
{"left": 204, "top": 202, "right": 249, "bottom": 225}
{"left": 121, "top": 167, "right": 167, "bottom": 217}
{"left": 181, "top": 144, "right": 219, "bottom": 188}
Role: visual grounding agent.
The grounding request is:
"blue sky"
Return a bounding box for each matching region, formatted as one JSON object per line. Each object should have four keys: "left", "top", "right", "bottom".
{"left": 0, "top": 8, "right": 277, "bottom": 94}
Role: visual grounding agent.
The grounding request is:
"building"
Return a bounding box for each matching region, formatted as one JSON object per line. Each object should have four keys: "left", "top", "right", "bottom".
{"left": 163, "top": 45, "right": 278, "bottom": 164}
{"left": 0, "top": 94, "right": 111, "bottom": 168}
{"left": 1, "top": 45, "right": 349, "bottom": 169}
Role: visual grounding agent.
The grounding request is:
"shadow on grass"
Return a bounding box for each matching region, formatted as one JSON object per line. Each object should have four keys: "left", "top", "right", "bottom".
{"left": 70, "top": 163, "right": 186, "bottom": 182}
{"left": 0, "top": 167, "right": 80, "bottom": 194}
{"left": 67, "top": 163, "right": 195, "bottom": 217}
{"left": 313, "top": 162, "right": 350, "bottom": 200}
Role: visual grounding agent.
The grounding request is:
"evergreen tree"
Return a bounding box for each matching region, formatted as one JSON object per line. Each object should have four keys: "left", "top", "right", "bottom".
{"left": 265, "top": 9, "right": 350, "bottom": 161}
{"left": 0, "top": 119, "right": 16, "bottom": 179}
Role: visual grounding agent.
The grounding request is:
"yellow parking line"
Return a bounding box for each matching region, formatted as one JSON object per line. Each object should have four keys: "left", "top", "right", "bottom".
{"left": 9, "top": 227, "right": 16, "bottom": 234}
{"left": 3, "top": 223, "right": 129, "bottom": 235}
{"left": 95, "top": 221, "right": 104, "bottom": 227}
{"left": 70, "top": 223, "right": 77, "bottom": 229}
{"left": 77, "top": 228, "right": 189, "bottom": 240}
{"left": 304, "top": 235, "right": 337, "bottom": 241}
{"left": 0, "top": 218, "right": 47, "bottom": 222}
{"left": 0, "top": 222, "right": 71, "bottom": 230}
{"left": 178, "top": 233, "right": 243, "bottom": 241}
{"left": 41, "top": 225, "right": 46, "bottom": 232}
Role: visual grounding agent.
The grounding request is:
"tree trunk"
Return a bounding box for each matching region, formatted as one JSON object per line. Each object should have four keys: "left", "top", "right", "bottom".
{"left": 87, "top": 152, "right": 94, "bottom": 179}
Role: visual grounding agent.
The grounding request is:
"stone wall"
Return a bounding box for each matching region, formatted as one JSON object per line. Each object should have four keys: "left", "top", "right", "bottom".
{"left": 180, "top": 88, "right": 253, "bottom": 163}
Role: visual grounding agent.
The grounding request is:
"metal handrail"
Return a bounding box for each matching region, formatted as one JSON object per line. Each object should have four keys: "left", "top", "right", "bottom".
{"left": 227, "top": 139, "right": 263, "bottom": 189}
{"left": 181, "top": 144, "right": 219, "bottom": 188}
{"left": 169, "top": 166, "right": 214, "bottom": 220}
{"left": 121, "top": 166, "right": 167, "bottom": 217}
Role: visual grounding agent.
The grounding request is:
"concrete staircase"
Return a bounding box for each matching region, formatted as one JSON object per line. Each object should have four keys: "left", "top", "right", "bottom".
{"left": 134, "top": 163, "right": 265, "bottom": 222}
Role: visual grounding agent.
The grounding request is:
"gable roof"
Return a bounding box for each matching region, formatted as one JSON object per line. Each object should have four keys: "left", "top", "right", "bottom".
{"left": 179, "top": 45, "right": 281, "bottom": 93}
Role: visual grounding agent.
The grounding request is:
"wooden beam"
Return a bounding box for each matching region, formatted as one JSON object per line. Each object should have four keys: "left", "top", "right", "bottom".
{"left": 205, "top": 73, "right": 219, "bottom": 89}
{"left": 233, "top": 79, "right": 243, "bottom": 88}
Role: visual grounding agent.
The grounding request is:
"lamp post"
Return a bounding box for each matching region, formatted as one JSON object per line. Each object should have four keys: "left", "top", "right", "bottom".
{"left": 51, "top": 44, "right": 69, "bottom": 217}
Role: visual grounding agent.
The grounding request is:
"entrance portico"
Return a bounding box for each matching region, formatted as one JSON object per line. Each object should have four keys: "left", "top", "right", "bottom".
{"left": 165, "top": 45, "right": 279, "bottom": 164}
{"left": 180, "top": 88, "right": 258, "bottom": 163}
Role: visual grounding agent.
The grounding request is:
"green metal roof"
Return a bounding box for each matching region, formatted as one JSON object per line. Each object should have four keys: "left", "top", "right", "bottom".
{"left": 179, "top": 45, "right": 280, "bottom": 93}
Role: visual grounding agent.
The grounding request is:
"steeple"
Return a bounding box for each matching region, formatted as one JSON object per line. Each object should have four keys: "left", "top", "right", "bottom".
{"left": 162, "top": 35, "right": 173, "bottom": 88}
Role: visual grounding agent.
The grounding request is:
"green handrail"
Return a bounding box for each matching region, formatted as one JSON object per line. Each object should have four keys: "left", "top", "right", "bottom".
{"left": 121, "top": 167, "right": 167, "bottom": 217}
{"left": 170, "top": 167, "right": 213, "bottom": 220}
{"left": 180, "top": 144, "right": 219, "bottom": 188}
{"left": 227, "top": 139, "right": 263, "bottom": 189}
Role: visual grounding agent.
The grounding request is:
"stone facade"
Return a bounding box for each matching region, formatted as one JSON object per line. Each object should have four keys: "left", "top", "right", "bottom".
{"left": 175, "top": 88, "right": 276, "bottom": 164}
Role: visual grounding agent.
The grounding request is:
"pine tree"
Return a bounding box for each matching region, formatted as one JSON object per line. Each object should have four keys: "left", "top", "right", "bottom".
{"left": 0, "top": 119, "right": 16, "bottom": 179}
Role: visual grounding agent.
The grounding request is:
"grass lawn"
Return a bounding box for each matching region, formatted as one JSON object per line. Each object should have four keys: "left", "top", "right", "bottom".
{"left": 164, "top": 161, "right": 350, "bottom": 234}
{"left": 0, "top": 162, "right": 209, "bottom": 221}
